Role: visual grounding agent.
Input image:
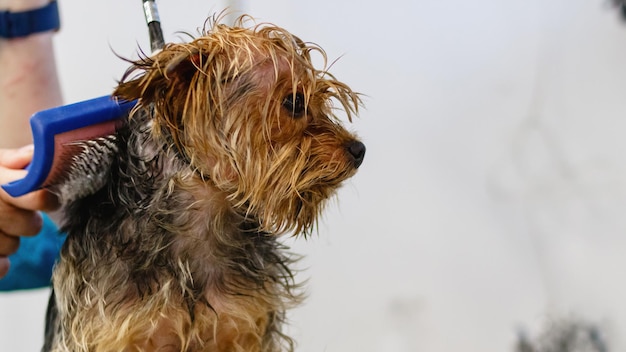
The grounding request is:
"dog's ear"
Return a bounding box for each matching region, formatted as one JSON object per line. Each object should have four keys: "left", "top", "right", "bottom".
{"left": 114, "top": 48, "right": 207, "bottom": 104}
{"left": 164, "top": 48, "right": 204, "bottom": 86}
{"left": 113, "top": 47, "right": 212, "bottom": 154}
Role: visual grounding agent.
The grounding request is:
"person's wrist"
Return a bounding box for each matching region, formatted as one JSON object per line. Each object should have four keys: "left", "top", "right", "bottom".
{"left": 0, "top": 1, "right": 60, "bottom": 39}
{"left": 0, "top": 0, "right": 49, "bottom": 12}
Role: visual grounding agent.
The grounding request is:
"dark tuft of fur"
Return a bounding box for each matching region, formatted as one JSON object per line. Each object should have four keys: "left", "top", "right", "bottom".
{"left": 515, "top": 319, "right": 609, "bottom": 352}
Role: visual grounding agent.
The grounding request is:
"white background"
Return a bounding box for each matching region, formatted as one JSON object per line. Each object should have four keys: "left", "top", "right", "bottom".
{"left": 3, "top": 0, "right": 626, "bottom": 351}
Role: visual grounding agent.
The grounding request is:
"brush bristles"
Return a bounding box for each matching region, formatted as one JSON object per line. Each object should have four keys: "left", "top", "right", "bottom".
{"left": 51, "top": 135, "right": 118, "bottom": 203}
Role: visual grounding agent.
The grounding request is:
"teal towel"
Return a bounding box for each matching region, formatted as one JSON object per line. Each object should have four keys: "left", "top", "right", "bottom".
{"left": 0, "top": 213, "right": 65, "bottom": 291}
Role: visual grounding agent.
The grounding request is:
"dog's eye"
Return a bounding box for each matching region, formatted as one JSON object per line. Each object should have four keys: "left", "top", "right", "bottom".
{"left": 282, "top": 93, "right": 306, "bottom": 118}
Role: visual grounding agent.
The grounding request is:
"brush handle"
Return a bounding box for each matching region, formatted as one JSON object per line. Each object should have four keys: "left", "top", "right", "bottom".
{"left": 1, "top": 96, "right": 136, "bottom": 197}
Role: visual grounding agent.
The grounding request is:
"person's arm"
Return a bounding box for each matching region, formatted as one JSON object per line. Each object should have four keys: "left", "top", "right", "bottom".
{"left": 0, "top": 0, "right": 63, "bottom": 287}
{"left": 0, "top": 0, "right": 63, "bottom": 147}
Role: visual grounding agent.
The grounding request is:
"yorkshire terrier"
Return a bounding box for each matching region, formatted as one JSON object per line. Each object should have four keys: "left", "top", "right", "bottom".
{"left": 45, "top": 16, "right": 365, "bottom": 352}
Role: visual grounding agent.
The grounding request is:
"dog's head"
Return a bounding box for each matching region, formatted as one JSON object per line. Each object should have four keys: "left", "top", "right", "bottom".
{"left": 114, "top": 17, "right": 365, "bottom": 235}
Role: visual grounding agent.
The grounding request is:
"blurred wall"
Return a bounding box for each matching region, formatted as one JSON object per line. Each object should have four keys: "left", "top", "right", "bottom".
{"left": 3, "top": 1, "right": 626, "bottom": 351}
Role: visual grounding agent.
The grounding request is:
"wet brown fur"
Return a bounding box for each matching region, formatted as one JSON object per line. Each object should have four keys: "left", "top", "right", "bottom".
{"left": 46, "top": 16, "right": 364, "bottom": 352}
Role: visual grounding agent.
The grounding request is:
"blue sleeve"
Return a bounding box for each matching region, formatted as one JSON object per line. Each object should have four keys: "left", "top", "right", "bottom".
{"left": 0, "top": 213, "right": 66, "bottom": 291}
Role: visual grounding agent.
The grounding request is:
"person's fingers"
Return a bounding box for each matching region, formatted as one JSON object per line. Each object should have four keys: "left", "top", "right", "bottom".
{"left": 0, "top": 232, "right": 20, "bottom": 256}
{"left": 0, "top": 164, "right": 59, "bottom": 212}
{"left": 0, "top": 185, "right": 59, "bottom": 212}
{"left": 0, "top": 146, "right": 60, "bottom": 211}
{"left": 0, "top": 145, "right": 34, "bottom": 170}
{"left": 0, "top": 256, "right": 9, "bottom": 279}
{"left": 0, "top": 164, "right": 28, "bottom": 185}
{"left": 0, "top": 204, "right": 43, "bottom": 237}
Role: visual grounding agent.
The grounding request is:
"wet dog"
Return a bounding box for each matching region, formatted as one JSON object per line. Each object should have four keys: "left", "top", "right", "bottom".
{"left": 45, "top": 16, "right": 365, "bottom": 352}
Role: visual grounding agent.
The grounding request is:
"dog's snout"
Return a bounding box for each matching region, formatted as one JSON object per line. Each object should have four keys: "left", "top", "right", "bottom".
{"left": 346, "top": 141, "right": 366, "bottom": 168}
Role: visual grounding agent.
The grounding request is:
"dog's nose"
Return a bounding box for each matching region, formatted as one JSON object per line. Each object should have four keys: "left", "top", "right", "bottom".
{"left": 347, "top": 141, "right": 366, "bottom": 168}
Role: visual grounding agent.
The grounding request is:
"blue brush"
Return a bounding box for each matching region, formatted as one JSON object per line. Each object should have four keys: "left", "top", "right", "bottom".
{"left": 2, "top": 0, "right": 162, "bottom": 202}
{"left": 2, "top": 96, "right": 136, "bottom": 201}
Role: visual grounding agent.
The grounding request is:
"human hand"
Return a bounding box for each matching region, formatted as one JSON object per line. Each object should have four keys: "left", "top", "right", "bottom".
{"left": 0, "top": 146, "right": 59, "bottom": 278}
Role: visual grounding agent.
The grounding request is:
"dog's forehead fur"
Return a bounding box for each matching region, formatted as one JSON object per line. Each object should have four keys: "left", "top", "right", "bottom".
{"left": 115, "top": 18, "right": 359, "bottom": 125}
